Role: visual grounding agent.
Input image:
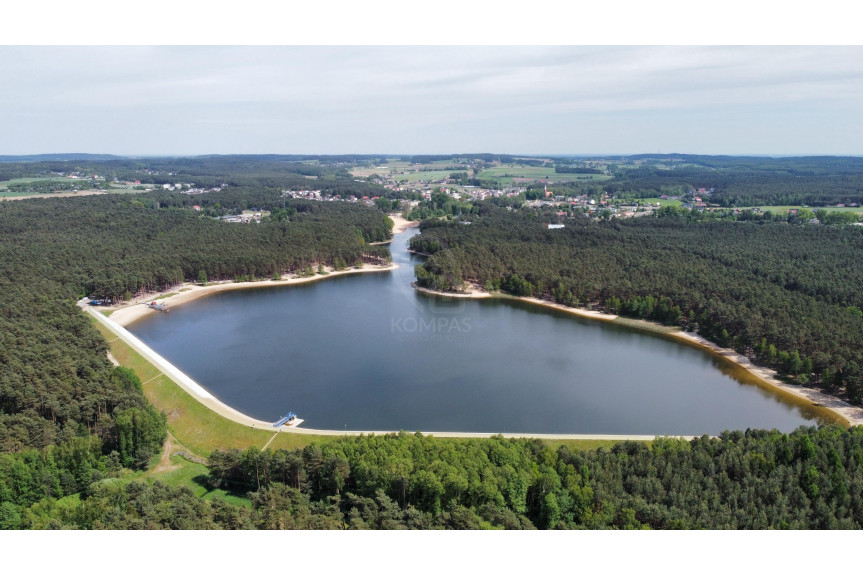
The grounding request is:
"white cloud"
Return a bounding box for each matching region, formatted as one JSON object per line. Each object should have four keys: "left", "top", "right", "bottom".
{"left": 1, "top": 46, "right": 862, "bottom": 155}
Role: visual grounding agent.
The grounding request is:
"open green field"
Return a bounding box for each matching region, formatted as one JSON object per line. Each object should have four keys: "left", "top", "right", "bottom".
{"left": 381, "top": 160, "right": 414, "bottom": 169}
{"left": 0, "top": 176, "right": 132, "bottom": 200}
{"left": 396, "top": 170, "right": 455, "bottom": 183}
{"left": 0, "top": 190, "right": 108, "bottom": 200}
{"left": 478, "top": 165, "right": 611, "bottom": 185}
{"left": 415, "top": 159, "right": 465, "bottom": 168}
{"left": 640, "top": 197, "right": 683, "bottom": 207}
{"left": 0, "top": 187, "right": 141, "bottom": 201}
{"left": 151, "top": 458, "right": 253, "bottom": 506}
{"left": 51, "top": 452, "right": 253, "bottom": 510}
{"left": 479, "top": 166, "right": 555, "bottom": 179}
{"left": 142, "top": 436, "right": 254, "bottom": 506}
{"left": 349, "top": 166, "right": 393, "bottom": 178}
{"left": 397, "top": 160, "right": 469, "bottom": 171}
{"left": 541, "top": 438, "right": 636, "bottom": 451}
{"left": 0, "top": 176, "right": 81, "bottom": 189}
{"left": 352, "top": 159, "right": 474, "bottom": 181}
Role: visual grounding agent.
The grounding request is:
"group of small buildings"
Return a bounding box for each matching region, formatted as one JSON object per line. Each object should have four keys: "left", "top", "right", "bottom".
{"left": 283, "top": 189, "right": 386, "bottom": 207}
{"left": 284, "top": 190, "right": 326, "bottom": 201}
{"left": 220, "top": 209, "right": 271, "bottom": 224}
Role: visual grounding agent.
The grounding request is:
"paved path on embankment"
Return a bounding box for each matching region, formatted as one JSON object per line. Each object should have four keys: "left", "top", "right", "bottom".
{"left": 86, "top": 305, "right": 275, "bottom": 429}
{"left": 83, "top": 303, "right": 691, "bottom": 442}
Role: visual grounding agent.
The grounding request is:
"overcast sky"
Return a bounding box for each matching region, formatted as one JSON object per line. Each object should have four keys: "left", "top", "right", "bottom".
{"left": 2, "top": 45, "right": 863, "bottom": 156}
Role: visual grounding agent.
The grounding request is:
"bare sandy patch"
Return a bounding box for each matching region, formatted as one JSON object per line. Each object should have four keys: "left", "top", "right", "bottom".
{"left": 150, "top": 432, "right": 180, "bottom": 474}
{"left": 106, "top": 350, "right": 120, "bottom": 367}
{"left": 413, "top": 283, "right": 492, "bottom": 299}
{"left": 389, "top": 213, "right": 419, "bottom": 234}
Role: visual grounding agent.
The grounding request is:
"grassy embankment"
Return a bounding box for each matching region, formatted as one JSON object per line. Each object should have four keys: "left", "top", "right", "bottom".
{"left": 90, "top": 317, "right": 625, "bottom": 461}
{"left": 0, "top": 176, "right": 141, "bottom": 198}
{"left": 90, "top": 317, "right": 336, "bottom": 458}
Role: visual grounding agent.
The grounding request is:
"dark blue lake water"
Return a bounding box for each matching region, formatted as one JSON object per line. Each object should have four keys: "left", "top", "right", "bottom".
{"left": 128, "top": 227, "right": 823, "bottom": 435}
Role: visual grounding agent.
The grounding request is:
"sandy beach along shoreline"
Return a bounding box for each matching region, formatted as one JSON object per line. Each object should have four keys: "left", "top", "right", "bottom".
{"left": 389, "top": 213, "right": 419, "bottom": 234}
{"left": 105, "top": 214, "right": 418, "bottom": 326}
{"left": 106, "top": 263, "right": 398, "bottom": 327}
{"left": 413, "top": 283, "right": 492, "bottom": 299}
{"left": 412, "top": 285, "right": 863, "bottom": 428}
{"left": 666, "top": 330, "right": 863, "bottom": 428}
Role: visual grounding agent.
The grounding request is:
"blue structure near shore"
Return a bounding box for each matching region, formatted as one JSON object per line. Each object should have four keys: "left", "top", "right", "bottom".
{"left": 274, "top": 412, "right": 297, "bottom": 427}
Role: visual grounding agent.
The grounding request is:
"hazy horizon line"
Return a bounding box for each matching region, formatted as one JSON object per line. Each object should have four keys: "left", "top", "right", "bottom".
{"left": 4, "top": 152, "right": 863, "bottom": 159}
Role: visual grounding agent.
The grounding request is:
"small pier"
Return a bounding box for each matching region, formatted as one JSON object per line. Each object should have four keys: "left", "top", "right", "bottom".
{"left": 274, "top": 412, "right": 304, "bottom": 428}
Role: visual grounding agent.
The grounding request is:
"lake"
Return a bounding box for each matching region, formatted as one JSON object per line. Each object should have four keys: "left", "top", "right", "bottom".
{"left": 128, "top": 227, "right": 825, "bottom": 435}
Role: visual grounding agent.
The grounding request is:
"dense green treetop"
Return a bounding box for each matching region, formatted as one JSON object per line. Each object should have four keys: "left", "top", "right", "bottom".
{"left": 5, "top": 427, "right": 863, "bottom": 529}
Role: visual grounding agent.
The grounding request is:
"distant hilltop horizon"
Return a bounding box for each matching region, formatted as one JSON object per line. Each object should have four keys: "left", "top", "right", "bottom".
{"left": 2, "top": 152, "right": 863, "bottom": 163}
